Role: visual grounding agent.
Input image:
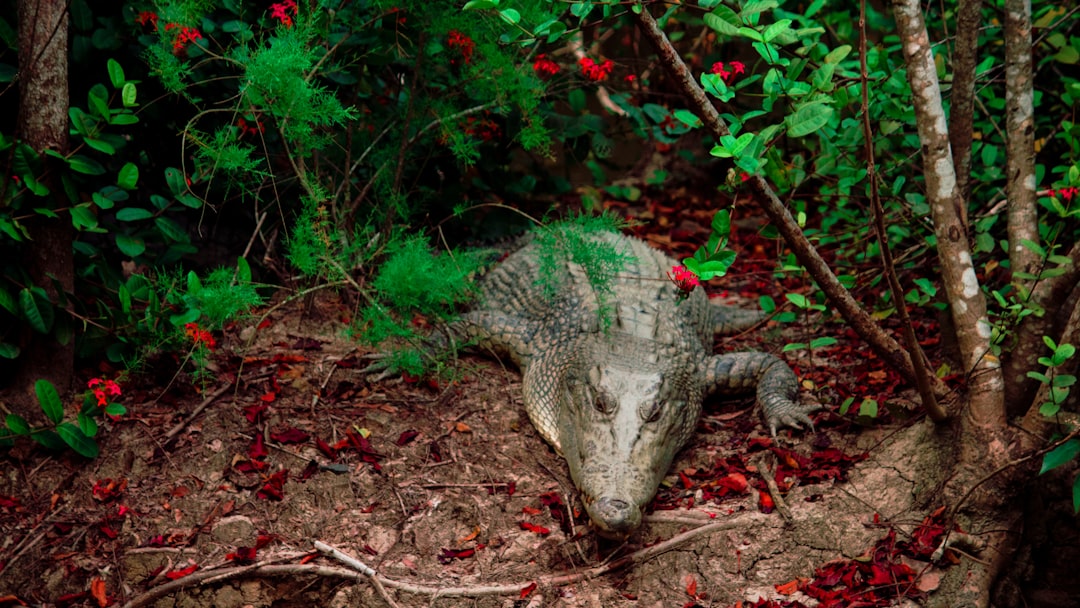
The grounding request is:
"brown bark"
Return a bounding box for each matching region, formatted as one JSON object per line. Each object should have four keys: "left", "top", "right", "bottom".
{"left": 629, "top": 3, "right": 949, "bottom": 402}
{"left": 6, "top": 0, "right": 74, "bottom": 420}
{"left": 891, "top": 1, "right": 1018, "bottom": 606}
{"left": 1004, "top": 0, "right": 1040, "bottom": 284}
{"left": 948, "top": 0, "right": 982, "bottom": 210}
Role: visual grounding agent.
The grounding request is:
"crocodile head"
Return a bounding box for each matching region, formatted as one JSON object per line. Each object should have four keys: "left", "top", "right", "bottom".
{"left": 558, "top": 349, "right": 704, "bottom": 539}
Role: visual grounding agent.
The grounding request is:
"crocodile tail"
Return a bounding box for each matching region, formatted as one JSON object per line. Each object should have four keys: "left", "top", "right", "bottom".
{"left": 702, "top": 352, "right": 818, "bottom": 436}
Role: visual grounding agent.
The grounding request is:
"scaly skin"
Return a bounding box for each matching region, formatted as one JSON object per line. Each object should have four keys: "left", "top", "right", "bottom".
{"left": 453, "top": 231, "right": 816, "bottom": 539}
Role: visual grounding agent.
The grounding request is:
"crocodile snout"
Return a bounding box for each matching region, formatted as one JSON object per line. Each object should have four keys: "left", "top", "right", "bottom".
{"left": 591, "top": 496, "right": 640, "bottom": 538}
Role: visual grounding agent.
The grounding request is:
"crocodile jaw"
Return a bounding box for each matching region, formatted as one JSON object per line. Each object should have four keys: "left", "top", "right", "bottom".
{"left": 558, "top": 362, "right": 703, "bottom": 539}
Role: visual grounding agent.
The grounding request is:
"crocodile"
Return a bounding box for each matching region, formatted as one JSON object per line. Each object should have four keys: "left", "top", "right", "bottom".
{"left": 448, "top": 230, "right": 816, "bottom": 539}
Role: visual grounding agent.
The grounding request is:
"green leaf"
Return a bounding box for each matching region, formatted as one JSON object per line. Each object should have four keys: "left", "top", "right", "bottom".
{"left": 56, "top": 422, "right": 99, "bottom": 458}
{"left": 237, "top": 257, "right": 252, "bottom": 284}
{"left": 115, "top": 234, "right": 146, "bottom": 257}
{"left": 6, "top": 413, "right": 31, "bottom": 435}
{"left": 88, "top": 83, "right": 110, "bottom": 120}
{"left": 77, "top": 412, "right": 99, "bottom": 437}
{"left": 116, "top": 207, "right": 154, "bottom": 221}
{"left": 703, "top": 7, "right": 741, "bottom": 36}
{"left": 785, "top": 102, "right": 834, "bottom": 137}
{"left": 110, "top": 112, "right": 139, "bottom": 125}
{"left": 165, "top": 167, "right": 188, "bottom": 196}
{"left": 155, "top": 216, "right": 188, "bottom": 242}
{"left": 711, "top": 209, "right": 731, "bottom": 236}
{"left": 116, "top": 162, "right": 139, "bottom": 190}
{"left": 498, "top": 8, "right": 520, "bottom": 24}
{"left": 463, "top": 0, "right": 498, "bottom": 9}
{"left": 810, "top": 336, "right": 838, "bottom": 349}
{"left": 1073, "top": 473, "right": 1080, "bottom": 514}
{"left": 187, "top": 270, "right": 203, "bottom": 295}
{"left": 762, "top": 19, "right": 792, "bottom": 42}
{"left": 35, "top": 379, "right": 63, "bottom": 424}
{"left": 858, "top": 398, "right": 879, "bottom": 418}
{"left": 1039, "top": 401, "right": 1061, "bottom": 417}
{"left": 118, "top": 284, "right": 132, "bottom": 314}
{"left": 84, "top": 138, "right": 115, "bottom": 155}
{"left": 0, "top": 342, "right": 19, "bottom": 358}
{"left": 19, "top": 288, "right": 53, "bottom": 333}
{"left": 68, "top": 154, "right": 107, "bottom": 175}
{"left": 32, "top": 430, "right": 66, "bottom": 451}
{"left": 70, "top": 204, "right": 98, "bottom": 230}
{"left": 107, "top": 58, "right": 125, "bottom": 88}
{"left": 69, "top": 107, "right": 95, "bottom": 136}
{"left": 1040, "top": 439, "right": 1080, "bottom": 474}
{"left": 673, "top": 109, "right": 701, "bottom": 128}
{"left": 104, "top": 403, "right": 127, "bottom": 417}
{"left": 0, "top": 286, "right": 15, "bottom": 314}
{"left": 838, "top": 396, "right": 854, "bottom": 415}
{"left": 121, "top": 82, "right": 137, "bottom": 107}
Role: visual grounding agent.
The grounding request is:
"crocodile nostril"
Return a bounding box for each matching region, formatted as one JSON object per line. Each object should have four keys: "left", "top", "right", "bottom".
{"left": 594, "top": 497, "right": 632, "bottom": 524}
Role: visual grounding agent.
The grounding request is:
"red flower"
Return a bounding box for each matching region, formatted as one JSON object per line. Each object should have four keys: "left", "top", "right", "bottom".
{"left": 533, "top": 55, "right": 559, "bottom": 79}
{"left": 88, "top": 378, "right": 122, "bottom": 407}
{"left": 184, "top": 323, "right": 217, "bottom": 350}
{"left": 448, "top": 30, "right": 475, "bottom": 66}
{"left": 710, "top": 61, "right": 745, "bottom": 85}
{"left": 667, "top": 265, "right": 700, "bottom": 293}
{"left": 579, "top": 57, "right": 614, "bottom": 81}
{"left": 269, "top": 0, "right": 297, "bottom": 28}
{"left": 136, "top": 11, "right": 159, "bottom": 29}
{"left": 165, "top": 23, "right": 203, "bottom": 53}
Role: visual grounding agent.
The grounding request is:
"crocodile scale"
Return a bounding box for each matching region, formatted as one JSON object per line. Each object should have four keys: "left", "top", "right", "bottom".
{"left": 451, "top": 231, "right": 815, "bottom": 539}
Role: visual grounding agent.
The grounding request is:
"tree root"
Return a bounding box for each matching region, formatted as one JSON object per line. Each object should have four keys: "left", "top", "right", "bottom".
{"left": 120, "top": 518, "right": 743, "bottom": 608}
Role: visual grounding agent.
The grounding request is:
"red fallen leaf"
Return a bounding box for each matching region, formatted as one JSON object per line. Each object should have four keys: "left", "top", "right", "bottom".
{"left": 684, "top": 574, "right": 698, "bottom": 597}
{"left": 520, "top": 582, "right": 537, "bottom": 599}
{"left": 248, "top": 434, "right": 268, "bottom": 461}
{"left": 271, "top": 353, "right": 307, "bottom": 363}
{"left": 362, "top": 545, "right": 379, "bottom": 556}
{"left": 360, "top": 503, "right": 378, "bottom": 513}
{"left": 98, "top": 523, "right": 118, "bottom": 539}
{"left": 54, "top": 591, "right": 88, "bottom": 604}
{"left": 260, "top": 392, "right": 277, "bottom": 403}
{"left": 717, "top": 472, "right": 749, "bottom": 493}
{"left": 256, "top": 469, "right": 289, "bottom": 501}
{"left": 758, "top": 490, "right": 775, "bottom": 513}
{"left": 679, "top": 471, "right": 694, "bottom": 489}
{"left": 0, "top": 495, "right": 22, "bottom": 510}
{"left": 521, "top": 506, "right": 543, "bottom": 515}
{"left": 315, "top": 437, "right": 337, "bottom": 459}
{"left": 291, "top": 337, "right": 323, "bottom": 350}
{"left": 90, "top": 577, "right": 107, "bottom": 607}
{"left": 92, "top": 478, "right": 127, "bottom": 501}
{"left": 270, "top": 427, "right": 310, "bottom": 444}
{"left": 235, "top": 458, "right": 268, "bottom": 473}
{"left": 242, "top": 403, "right": 268, "bottom": 423}
{"left": 257, "top": 318, "right": 273, "bottom": 329}
{"left": 437, "top": 547, "right": 476, "bottom": 563}
{"left": 165, "top": 563, "right": 198, "bottom": 580}
{"left": 255, "top": 534, "right": 279, "bottom": 549}
{"left": 299, "top": 460, "right": 319, "bottom": 480}
{"left": 396, "top": 430, "right": 420, "bottom": 446}
{"left": 519, "top": 521, "right": 551, "bottom": 535}
{"left": 225, "top": 546, "right": 258, "bottom": 563}
{"left": 774, "top": 579, "right": 800, "bottom": 595}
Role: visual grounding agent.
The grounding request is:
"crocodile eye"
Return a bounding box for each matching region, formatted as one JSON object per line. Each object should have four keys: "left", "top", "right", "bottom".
{"left": 643, "top": 401, "right": 663, "bottom": 423}
{"left": 594, "top": 392, "right": 617, "bottom": 414}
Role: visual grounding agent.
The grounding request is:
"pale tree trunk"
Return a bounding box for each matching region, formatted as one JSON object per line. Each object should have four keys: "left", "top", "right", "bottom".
{"left": 1004, "top": 0, "right": 1039, "bottom": 283}
{"left": 948, "top": 0, "right": 982, "bottom": 209}
{"left": 8, "top": 0, "right": 73, "bottom": 420}
{"left": 891, "top": 1, "right": 1019, "bottom": 606}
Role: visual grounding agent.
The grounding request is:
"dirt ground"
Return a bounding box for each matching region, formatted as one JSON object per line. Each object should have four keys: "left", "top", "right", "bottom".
{"left": 0, "top": 280, "right": 968, "bottom": 608}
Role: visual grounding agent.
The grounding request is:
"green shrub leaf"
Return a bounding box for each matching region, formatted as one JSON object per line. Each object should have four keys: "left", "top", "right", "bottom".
{"left": 56, "top": 422, "right": 99, "bottom": 458}
{"left": 35, "top": 379, "right": 64, "bottom": 424}
{"left": 6, "top": 413, "right": 31, "bottom": 435}
{"left": 115, "top": 234, "right": 146, "bottom": 257}
{"left": 117, "top": 162, "right": 139, "bottom": 190}
{"left": 107, "top": 58, "right": 125, "bottom": 88}
{"left": 19, "top": 288, "right": 53, "bottom": 334}
{"left": 32, "top": 430, "right": 66, "bottom": 451}
{"left": 0, "top": 342, "right": 19, "bottom": 359}
{"left": 68, "top": 154, "right": 107, "bottom": 175}
{"left": 1041, "top": 439, "right": 1080, "bottom": 474}
{"left": 116, "top": 208, "right": 154, "bottom": 221}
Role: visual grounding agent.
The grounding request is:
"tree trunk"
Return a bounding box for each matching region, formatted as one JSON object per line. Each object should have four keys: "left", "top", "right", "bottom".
{"left": 7, "top": 0, "right": 74, "bottom": 420}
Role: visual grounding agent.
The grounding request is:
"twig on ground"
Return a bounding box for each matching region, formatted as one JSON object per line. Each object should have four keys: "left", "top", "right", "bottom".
{"left": 751, "top": 452, "right": 793, "bottom": 522}
{"left": 120, "top": 519, "right": 744, "bottom": 607}
{"left": 162, "top": 371, "right": 275, "bottom": 446}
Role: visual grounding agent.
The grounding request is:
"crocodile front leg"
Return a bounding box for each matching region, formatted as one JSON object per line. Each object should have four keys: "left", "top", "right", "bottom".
{"left": 703, "top": 352, "right": 819, "bottom": 436}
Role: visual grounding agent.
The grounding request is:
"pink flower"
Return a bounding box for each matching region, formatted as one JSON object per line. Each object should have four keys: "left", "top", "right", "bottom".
{"left": 165, "top": 23, "right": 203, "bottom": 53}
{"left": 710, "top": 61, "right": 745, "bottom": 85}
{"left": 667, "top": 265, "right": 701, "bottom": 294}
{"left": 136, "top": 11, "right": 159, "bottom": 29}
{"left": 184, "top": 323, "right": 217, "bottom": 350}
{"left": 448, "top": 30, "right": 475, "bottom": 66}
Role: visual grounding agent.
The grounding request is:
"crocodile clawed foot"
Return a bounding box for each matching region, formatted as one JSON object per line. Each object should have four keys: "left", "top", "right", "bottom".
{"left": 767, "top": 402, "right": 823, "bottom": 438}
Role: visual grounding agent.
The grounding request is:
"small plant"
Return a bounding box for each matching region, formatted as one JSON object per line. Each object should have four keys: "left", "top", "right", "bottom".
{"left": 1027, "top": 336, "right": 1076, "bottom": 418}
{"left": 1, "top": 377, "right": 127, "bottom": 458}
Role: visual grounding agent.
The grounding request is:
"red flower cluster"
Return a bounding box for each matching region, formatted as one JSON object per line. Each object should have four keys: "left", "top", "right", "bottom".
{"left": 667, "top": 265, "right": 700, "bottom": 293}
{"left": 448, "top": 30, "right": 475, "bottom": 66}
{"left": 710, "top": 60, "right": 745, "bottom": 85}
{"left": 270, "top": 0, "right": 297, "bottom": 27}
{"left": 184, "top": 323, "right": 216, "bottom": 350}
{"left": 533, "top": 54, "right": 559, "bottom": 79}
{"left": 88, "top": 378, "right": 122, "bottom": 407}
{"left": 579, "top": 57, "right": 614, "bottom": 81}
{"left": 464, "top": 115, "right": 500, "bottom": 142}
{"left": 237, "top": 117, "right": 265, "bottom": 137}
{"left": 136, "top": 11, "right": 158, "bottom": 29}
{"left": 164, "top": 23, "right": 203, "bottom": 53}
{"left": 1048, "top": 186, "right": 1079, "bottom": 202}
